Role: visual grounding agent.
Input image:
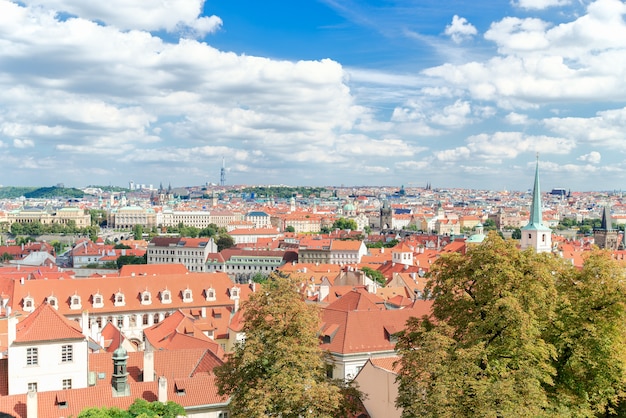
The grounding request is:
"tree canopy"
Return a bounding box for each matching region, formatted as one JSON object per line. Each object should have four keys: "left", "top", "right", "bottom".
{"left": 77, "top": 398, "right": 185, "bottom": 418}
{"left": 332, "top": 218, "right": 358, "bottom": 231}
{"left": 215, "top": 272, "right": 348, "bottom": 417}
{"left": 396, "top": 232, "right": 626, "bottom": 417}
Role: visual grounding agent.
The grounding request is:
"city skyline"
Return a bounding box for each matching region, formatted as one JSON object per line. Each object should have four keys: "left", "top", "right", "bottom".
{"left": 1, "top": 0, "right": 625, "bottom": 191}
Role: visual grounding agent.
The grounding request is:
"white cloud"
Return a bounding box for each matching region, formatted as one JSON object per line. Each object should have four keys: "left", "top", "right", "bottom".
{"left": 435, "top": 147, "right": 471, "bottom": 162}
{"left": 445, "top": 15, "right": 478, "bottom": 44}
{"left": 543, "top": 107, "right": 626, "bottom": 148}
{"left": 19, "top": 0, "right": 222, "bottom": 36}
{"left": 514, "top": 0, "right": 571, "bottom": 10}
{"left": 13, "top": 138, "right": 34, "bottom": 148}
{"left": 430, "top": 100, "right": 472, "bottom": 127}
{"left": 505, "top": 112, "right": 529, "bottom": 124}
{"left": 577, "top": 151, "right": 601, "bottom": 164}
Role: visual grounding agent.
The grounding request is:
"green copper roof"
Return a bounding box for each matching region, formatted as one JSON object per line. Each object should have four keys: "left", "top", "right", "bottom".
{"left": 523, "top": 156, "right": 551, "bottom": 231}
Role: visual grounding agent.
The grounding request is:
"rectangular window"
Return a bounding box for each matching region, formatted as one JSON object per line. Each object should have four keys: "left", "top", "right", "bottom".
{"left": 62, "top": 379, "right": 72, "bottom": 390}
{"left": 61, "top": 345, "right": 73, "bottom": 362}
{"left": 26, "top": 347, "right": 38, "bottom": 366}
{"left": 28, "top": 382, "right": 37, "bottom": 392}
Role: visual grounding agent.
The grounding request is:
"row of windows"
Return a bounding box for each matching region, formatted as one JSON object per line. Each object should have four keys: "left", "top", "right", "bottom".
{"left": 27, "top": 379, "right": 72, "bottom": 393}
{"left": 25, "top": 287, "right": 239, "bottom": 310}
{"left": 26, "top": 345, "right": 72, "bottom": 366}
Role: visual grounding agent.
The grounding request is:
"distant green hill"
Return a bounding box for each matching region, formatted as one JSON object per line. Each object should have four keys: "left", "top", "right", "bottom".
{"left": 0, "top": 186, "right": 84, "bottom": 199}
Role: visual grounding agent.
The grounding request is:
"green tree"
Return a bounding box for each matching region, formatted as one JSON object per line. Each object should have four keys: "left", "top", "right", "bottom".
{"left": 546, "top": 251, "right": 626, "bottom": 415}
{"left": 361, "top": 266, "right": 385, "bottom": 286}
{"left": 0, "top": 252, "right": 13, "bottom": 262}
{"left": 332, "top": 218, "right": 358, "bottom": 231}
{"left": 396, "top": 232, "right": 626, "bottom": 417}
{"left": 117, "top": 255, "right": 147, "bottom": 269}
{"left": 216, "top": 233, "right": 235, "bottom": 252}
{"left": 10, "top": 222, "right": 23, "bottom": 235}
{"left": 482, "top": 218, "right": 497, "bottom": 230}
{"left": 127, "top": 399, "right": 185, "bottom": 418}
{"left": 132, "top": 224, "right": 144, "bottom": 240}
{"left": 215, "top": 272, "right": 344, "bottom": 418}
{"left": 78, "top": 398, "right": 185, "bottom": 418}
{"left": 285, "top": 225, "right": 295, "bottom": 233}
{"left": 511, "top": 227, "right": 522, "bottom": 239}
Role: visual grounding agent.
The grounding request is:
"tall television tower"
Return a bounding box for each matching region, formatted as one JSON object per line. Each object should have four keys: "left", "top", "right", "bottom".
{"left": 220, "top": 157, "right": 226, "bottom": 187}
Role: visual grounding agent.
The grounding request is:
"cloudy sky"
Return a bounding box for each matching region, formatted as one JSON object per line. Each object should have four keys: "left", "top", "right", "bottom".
{"left": 1, "top": 0, "right": 625, "bottom": 191}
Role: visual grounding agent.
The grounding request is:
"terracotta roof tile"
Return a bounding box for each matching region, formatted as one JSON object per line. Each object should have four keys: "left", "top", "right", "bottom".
{"left": 14, "top": 303, "right": 85, "bottom": 343}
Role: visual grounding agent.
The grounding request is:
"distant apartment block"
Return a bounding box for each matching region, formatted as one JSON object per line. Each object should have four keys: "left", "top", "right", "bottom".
{"left": 147, "top": 237, "right": 217, "bottom": 272}
{"left": 206, "top": 248, "right": 298, "bottom": 282}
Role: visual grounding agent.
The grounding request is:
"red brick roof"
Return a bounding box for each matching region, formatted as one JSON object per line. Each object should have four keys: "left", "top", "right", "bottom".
{"left": 14, "top": 303, "right": 85, "bottom": 343}
{"left": 0, "top": 349, "right": 228, "bottom": 417}
{"left": 320, "top": 291, "right": 432, "bottom": 355}
{"left": 8, "top": 272, "right": 246, "bottom": 316}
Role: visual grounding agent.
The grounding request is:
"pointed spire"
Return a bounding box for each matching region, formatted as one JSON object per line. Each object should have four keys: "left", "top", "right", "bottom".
{"left": 601, "top": 205, "right": 613, "bottom": 231}
{"left": 528, "top": 153, "right": 543, "bottom": 227}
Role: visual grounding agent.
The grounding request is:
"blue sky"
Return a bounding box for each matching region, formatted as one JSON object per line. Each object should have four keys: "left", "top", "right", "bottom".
{"left": 0, "top": 0, "right": 625, "bottom": 191}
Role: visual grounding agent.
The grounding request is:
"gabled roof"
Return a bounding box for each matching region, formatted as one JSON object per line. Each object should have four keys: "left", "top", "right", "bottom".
{"left": 14, "top": 303, "right": 85, "bottom": 343}
{"left": 320, "top": 296, "right": 432, "bottom": 355}
{"left": 143, "top": 310, "right": 224, "bottom": 358}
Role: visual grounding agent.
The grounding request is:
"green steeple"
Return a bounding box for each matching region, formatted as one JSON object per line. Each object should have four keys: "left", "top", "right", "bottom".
{"left": 523, "top": 155, "right": 550, "bottom": 231}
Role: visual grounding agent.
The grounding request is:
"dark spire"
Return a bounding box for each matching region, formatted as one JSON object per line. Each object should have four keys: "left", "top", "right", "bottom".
{"left": 601, "top": 206, "right": 614, "bottom": 231}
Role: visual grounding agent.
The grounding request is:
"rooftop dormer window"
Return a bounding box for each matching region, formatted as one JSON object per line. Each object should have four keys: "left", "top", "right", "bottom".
{"left": 70, "top": 295, "right": 82, "bottom": 310}
{"left": 141, "top": 290, "right": 152, "bottom": 305}
{"left": 230, "top": 287, "right": 240, "bottom": 300}
{"left": 47, "top": 295, "right": 58, "bottom": 309}
{"left": 206, "top": 287, "right": 216, "bottom": 302}
{"left": 114, "top": 292, "right": 125, "bottom": 307}
{"left": 93, "top": 293, "right": 104, "bottom": 308}
{"left": 23, "top": 296, "right": 35, "bottom": 312}
{"left": 183, "top": 288, "right": 193, "bottom": 303}
{"left": 161, "top": 289, "right": 172, "bottom": 304}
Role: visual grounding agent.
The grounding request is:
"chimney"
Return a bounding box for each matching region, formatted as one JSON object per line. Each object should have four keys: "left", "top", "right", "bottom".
{"left": 158, "top": 376, "right": 168, "bottom": 403}
{"left": 27, "top": 388, "right": 37, "bottom": 418}
{"left": 81, "top": 311, "right": 90, "bottom": 337}
{"left": 234, "top": 298, "right": 240, "bottom": 313}
{"left": 143, "top": 350, "right": 155, "bottom": 382}
{"left": 201, "top": 307, "right": 206, "bottom": 318}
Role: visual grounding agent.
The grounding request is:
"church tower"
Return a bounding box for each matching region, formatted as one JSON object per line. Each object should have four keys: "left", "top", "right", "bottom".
{"left": 520, "top": 156, "right": 552, "bottom": 253}
{"left": 594, "top": 205, "right": 619, "bottom": 250}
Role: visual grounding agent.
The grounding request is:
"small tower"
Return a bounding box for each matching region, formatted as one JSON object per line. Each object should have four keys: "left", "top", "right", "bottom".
{"left": 112, "top": 345, "right": 130, "bottom": 397}
{"left": 380, "top": 200, "right": 392, "bottom": 230}
{"left": 220, "top": 157, "right": 226, "bottom": 187}
{"left": 594, "top": 205, "right": 619, "bottom": 250}
{"left": 520, "top": 156, "right": 552, "bottom": 253}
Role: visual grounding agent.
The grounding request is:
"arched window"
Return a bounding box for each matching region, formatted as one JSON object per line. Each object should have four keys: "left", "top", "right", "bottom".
{"left": 183, "top": 288, "right": 193, "bottom": 303}
{"left": 114, "top": 292, "right": 125, "bottom": 307}
{"left": 23, "top": 296, "right": 34, "bottom": 312}
{"left": 70, "top": 295, "right": 82, "bottom": 310}
{"left": 93, "top": 293, "right": 104, "bottom": 308}
{"left": 47, "top": 296, "right": 58, "bottom": 309}
{"left": 141, "top": 291, "right": 151, "bottom": 305}
{"left": 161, "top": 290, "right": 171, "bottom": 304}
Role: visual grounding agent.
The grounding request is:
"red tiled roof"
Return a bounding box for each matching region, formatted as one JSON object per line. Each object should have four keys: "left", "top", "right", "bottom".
{"left": 14, "top": 303, "right": 85, "bottom": 343}
{"left": 118, "top": 263, "right": 188, "bottom": 276}
{"left": 320, "top": 291, "right": 433, "bottom": 355}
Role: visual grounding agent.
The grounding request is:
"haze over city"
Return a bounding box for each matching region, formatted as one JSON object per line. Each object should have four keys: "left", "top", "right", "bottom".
{"left": 1, "top": 0, "right": 625, "bottom": 190}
